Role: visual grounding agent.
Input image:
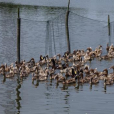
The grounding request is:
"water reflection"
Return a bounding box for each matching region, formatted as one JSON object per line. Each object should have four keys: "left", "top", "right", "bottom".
{"left": 1, "top": 2, "right": 114, "bottom": 114}
{"left": 75, "top": 82, "right": 79, "bottom": 90}
{"left": 15, "top": 77, "right": 21, "bottom": 114}
{"left": 90, "top": 83, "right": 92, "bottom": 90}
{"left": 61, "top": 84, "right": 68, "bottom": 90}
{"left": 2, "top": 75, "right": 6, "bottom": 83}
{"left": 63, "top": 91, "right": 70, "bottom": 114}
{"left": 104, "top": 86, "right": 107, "bottom": 93}
{"left": 32, "top": 80, "right": 39, "bottom": 88}
{"left": 56, "top": 82, "right": 59, "bottom": 88}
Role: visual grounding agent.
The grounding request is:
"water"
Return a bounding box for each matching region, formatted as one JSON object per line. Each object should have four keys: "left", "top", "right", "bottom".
{"left": 0, "top": 1, "right": 114, "bottom": 114}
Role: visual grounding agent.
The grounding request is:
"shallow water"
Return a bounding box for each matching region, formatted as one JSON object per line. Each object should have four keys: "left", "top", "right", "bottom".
{"left": 0, "top": 1, "right": 114, "bottom": 114}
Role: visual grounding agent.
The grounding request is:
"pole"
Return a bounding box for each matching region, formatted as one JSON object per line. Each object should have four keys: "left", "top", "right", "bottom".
{"left": 17, "top": 8, "right": 21, "bottom": 63}
{"left": 65, "top": 0, "right": 71, "bottom": 53}
{"left": 108, "top": 15, "right": 110, "bottom": 36}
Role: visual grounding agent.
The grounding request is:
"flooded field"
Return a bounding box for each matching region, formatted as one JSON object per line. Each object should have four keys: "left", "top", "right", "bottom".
{"left": 0, "top": 1, "right": 114, "bottom": 114}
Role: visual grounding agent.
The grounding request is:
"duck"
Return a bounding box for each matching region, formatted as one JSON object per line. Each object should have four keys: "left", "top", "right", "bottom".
{"left": 106, "top": 43, "right": 109, "bottom": 52}
{"left": 104, "top": 78, "right": 113, "bottom": 86}
{"left": 50, "top": 73, "right": 57, "bottom": 80}
{"left": 99, "top": 55, "right": 109, "bottom": 60}
{"left": 84, "top": 64, "right": 90, "bottom": 76}
{"left": 39, "top": 56, "right": 47, "bottom": 66}
{"left": 56, "top": 54, "right": 63, "bottom": 63}
{"left": 76, "top": 72, "right": 88, "bottom": 83}
{"left": 100, "top": 68, "right": 114, "bottom": 80}
{"left": 28, "top": 58, "right": 35, "bottom": 67}
{"left": 38, "top": 69, "right": 49, "bottom": 81}
{"left": 62, "top": 77, "right": 76, "bottom": 84}
{"left": 40, "top": 55, "right": 44, "bottom": 61}
{"left": 95, "top": 50, "right": 102, "bottom": 57}
{"left": 0, "top": 65, "right": 5, "bottom": 75}
{"left": 39, "top": 75, "right": 48, "bottom": 81}
{"left": 20, "top": 71, "right": 28, "bottom": 78}
{"left": 32, "top": 73, "right": 39, "bottom": 81}
{"left": 5, "top": 69, "right": 14, "bottom": 78}
{"left": 89, "top": 77, "right": 99, "bottom": 85}
{"left": 109, "top": 44, "right": 114, "bottom": 52}
{"left": 86, "top": 47, "right": 92, "bottom": 52}
{"left": 109, "top": 65, "right": 114, "bottom": 73}
{"left": 84, "top": 51, "right": 92, "bottom": 61}
{"left": 12, "top": 64, "right": 19, "bottom": 74}
{"left": 107, "top": 51, "right": 114, "bottom": 58}
{"left": 54, "top": 73, "right": 65, "bottom": 83}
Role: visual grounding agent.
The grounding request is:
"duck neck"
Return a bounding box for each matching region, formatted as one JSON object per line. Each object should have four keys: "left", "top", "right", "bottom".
{"left": 56, "top": 76, "right": 59, "bottom": 82}
{"left": 63, "top": 78, "right": 66, "bottom": 82}
{"left": 50, "top": 74, "right": 52, "bottom": 80}
{"left": 80, "top": 73, "right": 83, "bottom": 79}
{"left": 90, "top": 78, "right": 92, "bottom": 84}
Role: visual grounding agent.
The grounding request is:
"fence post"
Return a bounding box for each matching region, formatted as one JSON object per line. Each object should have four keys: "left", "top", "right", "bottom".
{"left": 108, "top": 15, "right": 110, "bottom": 36}
{"left": 65, "top": 0, "right": 71, "bottom": 53}
{"left": 17, "top": 8, "right": 21, "bottom": 63}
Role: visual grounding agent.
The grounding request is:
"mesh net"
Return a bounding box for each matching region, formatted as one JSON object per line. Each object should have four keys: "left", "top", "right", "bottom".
{"left": 0, "top": 19, "right": 17, "bottom": 64}
{"left": 110, "top": 21, "right": 114, "bottom": 44}
{"left": 68, "top": 11, "right": 109, "bottom": 53}
{"left": 0, "top": 10, "right": 113, "bottom": 63}
{"left": 47, "top": 12, "right": 67, "bottom": 57}
{"left": 20, "top": 18, "right": 47, "bottom": 61}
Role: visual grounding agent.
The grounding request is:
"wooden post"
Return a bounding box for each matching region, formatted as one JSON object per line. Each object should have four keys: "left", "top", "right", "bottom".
{"left": 17, "top": 8, "right": 21, "bottom": 63}
{"left": 108, "top": 15, "right": 110, "bottom": 36}
{"left": 65, "top": 0, "right": 71, "bottom": 53}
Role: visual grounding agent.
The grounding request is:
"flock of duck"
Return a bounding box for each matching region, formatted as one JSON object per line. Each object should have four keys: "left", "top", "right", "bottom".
{"left": 1, "top": 43, "right": 114, "bottom": 89}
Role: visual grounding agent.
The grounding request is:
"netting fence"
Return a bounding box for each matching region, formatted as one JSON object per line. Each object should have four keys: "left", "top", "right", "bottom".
{"left": 0, "top": 10, "right": 113, "bottom": 64}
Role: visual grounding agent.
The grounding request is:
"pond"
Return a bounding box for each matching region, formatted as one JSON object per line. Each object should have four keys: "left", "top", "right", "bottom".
{"left": 0, "top": 1, "right": 114, "bottom": 114}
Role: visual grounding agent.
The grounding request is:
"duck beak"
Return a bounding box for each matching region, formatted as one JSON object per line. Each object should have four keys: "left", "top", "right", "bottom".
{"left": 41, "top": 57, "right": 43, "bottom": 60}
